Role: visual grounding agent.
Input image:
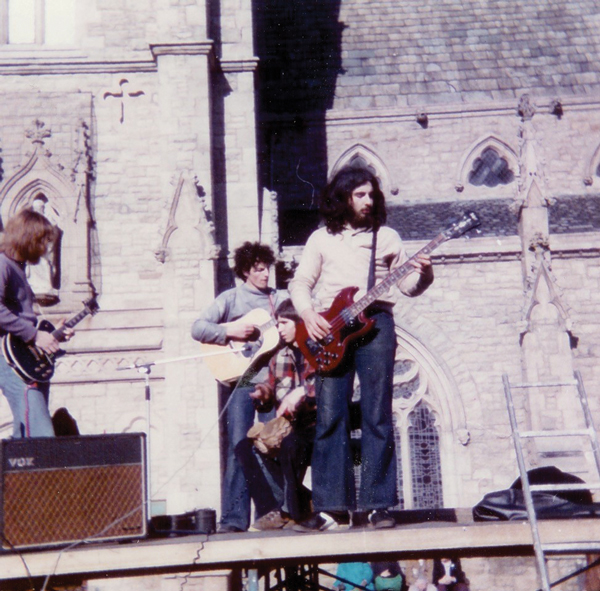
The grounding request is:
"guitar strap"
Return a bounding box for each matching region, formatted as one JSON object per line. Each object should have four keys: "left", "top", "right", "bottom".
{"left": 367, "top": 227, "right": 378, "bottom": 291}
{"left": 268, "top": 292, "right": 277, "bottom": 317}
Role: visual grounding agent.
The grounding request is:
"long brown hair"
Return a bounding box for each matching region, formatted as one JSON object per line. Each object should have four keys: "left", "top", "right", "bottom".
{"left": 0, "top": 208, "right": 57, "bottom": 263}
{"left": 320, "top": 166, "right": 387, "bottom": 234}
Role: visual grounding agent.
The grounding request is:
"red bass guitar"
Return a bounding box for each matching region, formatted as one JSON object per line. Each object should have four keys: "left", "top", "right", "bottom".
{"left": 296, "top": 211, "right": 480, "bottom": 374}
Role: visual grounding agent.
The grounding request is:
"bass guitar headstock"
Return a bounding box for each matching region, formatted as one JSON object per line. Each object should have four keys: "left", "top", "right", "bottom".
{"left": 442, "top": 211, "right": 481, "bottom": 240}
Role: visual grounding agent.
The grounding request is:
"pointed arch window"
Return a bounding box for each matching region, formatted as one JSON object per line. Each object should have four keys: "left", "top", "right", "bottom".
{"left": 331, "top": 144, "right": 392, "bottom": 195}
{"left": 408, "top": 403, "right": 443, "bottom": 508}
{"left": 346, "top": 154, "right": 379, "bottom": 179}
{"left": 468, "top": 147, "right": 515, "bottom": 187}
{"left": 0, "top": 120, "right": 94, "bottom": 310}
{"left": 353, "top": 331, "right": 470, "bottom": 511}
{"left": 391, "top": 354, "right": 444, "bottom": 510}
{"left": 393, "top": 403, "right": 443, "bottom": 510}
{"left": 26, "top": 193, "right": 62, "bottom": 306}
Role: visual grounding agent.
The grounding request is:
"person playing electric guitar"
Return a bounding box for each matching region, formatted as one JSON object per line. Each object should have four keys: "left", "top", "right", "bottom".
{"left": 191, "top": 241, "right": 286, "bottom": 533}
{"left": 0, "top": 208, "right": 74, "bottom": 438}
{"left": 289, "top": 166, "right": 434, "bottom": 531}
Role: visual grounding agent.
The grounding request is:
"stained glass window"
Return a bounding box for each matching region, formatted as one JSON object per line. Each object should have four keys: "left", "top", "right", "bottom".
{"left": 409, "top": 403, "right": 443, "bottom": 508}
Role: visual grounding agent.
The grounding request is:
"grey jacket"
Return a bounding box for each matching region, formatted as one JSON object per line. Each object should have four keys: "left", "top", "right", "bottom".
{"left": 191, "top": 283, "right": 287, "bottom": 345}
{"left": 0, "top": 253, "right": 37, "bottom": 342}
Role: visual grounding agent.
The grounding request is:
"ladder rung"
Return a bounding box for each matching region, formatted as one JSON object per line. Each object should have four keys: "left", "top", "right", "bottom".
{"left": 519, "top": 429, "right": 593, "bottom": 438}
{"left": 510, "top": 380, "right": 578, "bottom": 389}
{"left": 530, "top": 482, "right": 600, "bottom": 492}
{"left": 542, "top": 542, "right": 600, "bottom": 553}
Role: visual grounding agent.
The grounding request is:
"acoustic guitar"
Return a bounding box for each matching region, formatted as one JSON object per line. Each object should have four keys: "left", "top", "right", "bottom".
{"left": 296, "top": 211, "right": 481, "bottom": 374}
{"left": 200, "top": 308, "right": 281, "bottom": 384}
{"left": 2, "top": 297, "right": 99, "bottom": 384}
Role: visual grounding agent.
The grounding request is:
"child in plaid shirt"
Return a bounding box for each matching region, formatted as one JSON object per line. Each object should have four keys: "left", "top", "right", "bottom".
{"left": 235, "top": 299, "right": 316, "bottom": 531}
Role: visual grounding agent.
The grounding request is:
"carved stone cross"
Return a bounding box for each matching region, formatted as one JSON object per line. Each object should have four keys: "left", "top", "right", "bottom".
{"left": 103, "top": 79, "right": 145, "bottom": 124}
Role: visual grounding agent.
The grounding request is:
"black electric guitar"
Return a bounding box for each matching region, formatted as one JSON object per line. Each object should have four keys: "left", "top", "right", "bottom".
{"left": 2, "top": 297, "right": 99, "bottom": 383}
{"left": 296, "top": 211, "right": 481, "bottom": 374}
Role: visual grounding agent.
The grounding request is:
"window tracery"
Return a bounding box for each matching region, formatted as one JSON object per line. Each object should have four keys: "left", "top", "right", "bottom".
{"left": 0, "top": 119, "right": 94, "bottom": 310}
{"left": 391, "top": 351, "right": 443, "bottom": 509}
{"left": 330, "top": 144, "right": 394, "bottom": 195}
{"left": 457, "top": 136, "right": 518, "bottom": 192}
{"left": 352, "top": 341, "right": 453, "bottom": 510}
{"left": 468, "top": 147, "right": 515, "bottom": 187}
{"left": 408, "top": 403, "right": 443, "bottom": 508}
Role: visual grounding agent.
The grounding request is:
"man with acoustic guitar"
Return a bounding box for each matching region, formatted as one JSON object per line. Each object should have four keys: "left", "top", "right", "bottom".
{"left": 0, "top": 208, "right": 73, "bottom": 438}
{"left": 289, "top": 166, "right": 434, "bottom": 531}
{"left": 191, "top": 241, "right": 286, "bottom": 533}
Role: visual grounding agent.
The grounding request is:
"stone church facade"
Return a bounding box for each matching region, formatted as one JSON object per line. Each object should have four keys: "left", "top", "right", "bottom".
{"left": 1, "top": 0, "right": 600, "bottom": 590}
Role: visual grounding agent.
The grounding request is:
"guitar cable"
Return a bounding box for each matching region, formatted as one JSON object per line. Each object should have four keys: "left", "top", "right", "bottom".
{"left": 13, "top": 368, "right": 252, "bottom": 591}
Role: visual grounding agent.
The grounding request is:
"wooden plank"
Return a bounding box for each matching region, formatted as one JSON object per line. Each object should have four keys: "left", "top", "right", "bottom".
{"left": 1, "top": 519, "right": 600, "bottom": 583}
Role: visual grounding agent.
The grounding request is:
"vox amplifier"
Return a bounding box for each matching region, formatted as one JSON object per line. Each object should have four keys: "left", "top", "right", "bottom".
{"left": 0, "top": 433, "right": 147, "bottom": 550}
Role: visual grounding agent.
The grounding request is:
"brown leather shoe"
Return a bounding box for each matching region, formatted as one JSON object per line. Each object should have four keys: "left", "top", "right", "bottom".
{"left": 249, "top": 510, "right": 289, "bottom": 531}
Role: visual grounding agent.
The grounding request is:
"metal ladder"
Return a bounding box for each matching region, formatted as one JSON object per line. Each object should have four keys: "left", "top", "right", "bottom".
{"left": 503, "top": 371, "right": 600, "bottom": 591}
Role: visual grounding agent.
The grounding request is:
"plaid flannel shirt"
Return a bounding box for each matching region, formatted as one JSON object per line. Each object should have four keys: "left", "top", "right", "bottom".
{"left": 255, "top": 345, "right": 316, "bottom": 429}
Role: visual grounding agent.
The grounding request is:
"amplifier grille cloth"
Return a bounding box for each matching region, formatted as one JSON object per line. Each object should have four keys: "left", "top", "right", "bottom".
{"left": 4, "top": 464, "right": 144, "bottom": 546}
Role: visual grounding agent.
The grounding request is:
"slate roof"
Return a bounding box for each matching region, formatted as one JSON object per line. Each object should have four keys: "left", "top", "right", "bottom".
{"left": 256, "top": 0, "right": 600, "bottom": 114}
{"left": 387, "top": 195, "right": 600, "bottom": 241}
{"left": 280, "top": 195, "right": 600, "bottom": 246}
{"left": 549, "top": 195, "right": 600, "bottom": 234}
{"left": 388, "top": 199, "right": 518, "bottom": 241}
{"left": 336, "top": 0, "right": 600, "bottom": 108}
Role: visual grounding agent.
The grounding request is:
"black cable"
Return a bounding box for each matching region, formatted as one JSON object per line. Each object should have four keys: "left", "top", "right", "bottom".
{"left": 8, "top": 359, "right": 267, "bottom": 590}
{"left": 178, "top": 536, "right": 207, "bottom": 591}
{"left": 1, "top": 533, "right": 36, "bottom": 590}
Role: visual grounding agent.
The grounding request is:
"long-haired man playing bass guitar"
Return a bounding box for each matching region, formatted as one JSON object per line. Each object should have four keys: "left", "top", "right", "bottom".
{"left": 289, "top": 166, "right": 434, "bottom": 531}
{"left": 191, "top": 242, "right": 286, "bottom": 533}
{"left": 0, "top": 208, "right": 73, "bottom": 438}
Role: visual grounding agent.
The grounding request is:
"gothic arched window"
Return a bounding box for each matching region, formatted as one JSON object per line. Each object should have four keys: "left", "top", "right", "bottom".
{"left": 408, "top": 403, "right": 443, "bottom": 509}
{"left": 331, "top": 145, "right": 391, "bottom": 196}
{"left": 0, "top": 119, "right": 94, "bottom": 310}
{"left": 468, "top": 147, "right": 515, "bottom": 187}
{"left": 391, "top": 354, "right": 444, "bottom": 510}
{"left": 346, "top": 154, "right": 379, "bottom": 179}
{"left": 353, "top": 331, "right": 468, "bottom": 511}
{"left": 26, "top": 193, "right": 62, "bottom": 306}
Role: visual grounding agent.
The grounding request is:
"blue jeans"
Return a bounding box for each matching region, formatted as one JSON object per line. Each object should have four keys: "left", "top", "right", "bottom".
{"left": 220, "top": 384, "right": 273, "bottom": 530}
{"left": 312, "top": 310, "right": 397, "bottom": 512}
{"left": 235, "top": 426, "right": 314, "bottom": 521}
{"left": 0, "top": 354, "right": 54, "bottom": 438}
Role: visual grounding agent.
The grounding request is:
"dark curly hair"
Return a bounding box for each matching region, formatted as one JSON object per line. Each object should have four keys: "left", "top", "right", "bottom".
{"left": 320, "top": 166, "right": 387, "bottom": 234}
{"left": 233, "top": 241, "right": 276, "bottom": 280}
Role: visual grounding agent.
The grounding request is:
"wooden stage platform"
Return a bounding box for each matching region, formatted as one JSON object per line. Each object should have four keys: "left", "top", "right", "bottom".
{"left": 1, "top": 515, "right": 600, "bottom": 586}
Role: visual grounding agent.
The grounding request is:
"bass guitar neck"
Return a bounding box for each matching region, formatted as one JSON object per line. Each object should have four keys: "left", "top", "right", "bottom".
{"left": 296, "top": 212, "right": 480, "bottom": 374}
